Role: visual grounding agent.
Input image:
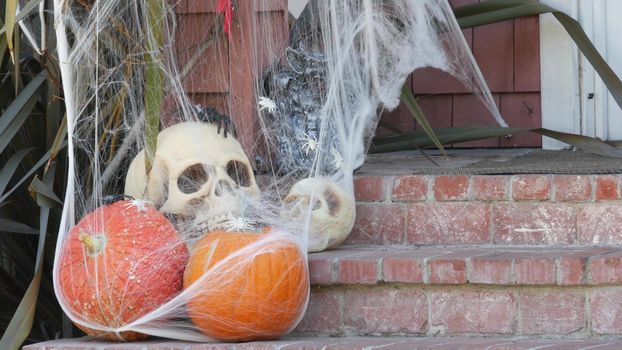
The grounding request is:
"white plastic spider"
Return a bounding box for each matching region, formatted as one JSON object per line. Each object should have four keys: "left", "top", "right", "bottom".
{"left": 258, "top": 96, "right": 278, "bottom": 114}
{"left": 331, "top": 147, "right": 344, "bottom": 170}
{"left": 124, "top": 198, "right": 153, "bottom": 212}
{"left": 224, "top": 216, "right": 256, "bottom": 232}
{"left": 299, "top": 133, "right": 319, "bottom": 156}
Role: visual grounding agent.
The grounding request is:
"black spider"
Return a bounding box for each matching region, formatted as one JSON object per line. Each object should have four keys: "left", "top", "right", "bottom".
{"left": 195, "top": 106, "right": 237, "bottom": 138}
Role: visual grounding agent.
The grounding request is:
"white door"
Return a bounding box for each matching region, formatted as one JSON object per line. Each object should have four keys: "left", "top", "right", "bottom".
{"left": 541, "top": 0, "right": 622, "bottom": 148}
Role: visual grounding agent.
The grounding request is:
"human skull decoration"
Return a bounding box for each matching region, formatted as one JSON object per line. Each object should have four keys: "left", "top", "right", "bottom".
{"left": 124, "top": 121, "right": 260, "bottom": 239}
{"left": 281, "top": 178, "right": 355, "bottom": 252}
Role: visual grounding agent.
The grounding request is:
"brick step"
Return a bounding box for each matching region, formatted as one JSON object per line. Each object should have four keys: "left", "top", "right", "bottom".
{"left": 295, "top": 247, "right": 622, "bottom": 337}
{"left": 307, "top": 246, "right": 622, "bottom": 286}
{"left": 349, "top": 174, "right": 622, "bottom": 246}
{"left": 23, "top": 336, "right": 622, "bottom": 350}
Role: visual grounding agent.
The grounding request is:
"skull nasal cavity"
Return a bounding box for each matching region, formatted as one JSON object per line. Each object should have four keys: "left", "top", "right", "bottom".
{"left": 214, "top": 180, "right": 233, "bottom": 196}
{"left": 177, "top": 164, "right": 209, "bottom": 194}
{"left": 226, "top": 160, "right": 251, "bottom": 187}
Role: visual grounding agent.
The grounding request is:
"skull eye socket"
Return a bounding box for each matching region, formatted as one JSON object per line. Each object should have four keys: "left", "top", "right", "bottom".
{"left": 323, "top": 188, "right": 342, "bottom": 216}
{"left": 177, "top": 164, "right": 209, "bottom": 194}
{"left": 226, "top": 160, "right": 252, "bottom": 187}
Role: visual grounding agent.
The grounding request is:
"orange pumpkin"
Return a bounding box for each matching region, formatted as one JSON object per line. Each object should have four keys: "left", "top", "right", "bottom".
{"left": 57, "top": 200, "right": 188, "bottom": 341}
{"left": 183, "top": 230, "right": 309, "bottom": 341}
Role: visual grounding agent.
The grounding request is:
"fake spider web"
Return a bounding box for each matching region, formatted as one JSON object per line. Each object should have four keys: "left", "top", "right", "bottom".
{"left": 52, "top": 0, "right": 503, "bottom": 342}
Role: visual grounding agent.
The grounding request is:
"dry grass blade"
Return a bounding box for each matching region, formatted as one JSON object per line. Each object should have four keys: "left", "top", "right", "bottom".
{"left": 0, "top": 0, "right": 44, "bottom": 36}
{"left": 5, "top": 0, "right": 18, "bottom": 63}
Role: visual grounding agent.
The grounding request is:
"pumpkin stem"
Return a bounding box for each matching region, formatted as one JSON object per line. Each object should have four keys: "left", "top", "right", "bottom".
{"left": 79, "top": 232, "right": 107, "bottom": 256}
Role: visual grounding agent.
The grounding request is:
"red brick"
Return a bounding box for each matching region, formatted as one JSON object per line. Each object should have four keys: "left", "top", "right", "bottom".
{"left": 559, "top": 256, "right": 586, "bottom": 285}
{"left": 512, "top": 175, "right": 551, "bottom": 201}
{"left": 433, "top": 176, "right": 469, "bottom": 201}
{"left": 392, "top": 176, "right": 427, "bottom": 202}
{"left": 382, "top": 257, "right": 424, "bottom": 283}
{"left": 354, "top": 176, "right": 386, "bottom": 202}
{"left": 513, "top": 257, "right": 556, "bottom": 284}
{"left": 472, "top": 176, "right": 509, "bottom": 201}
{"left": 348, "top": 204, "right": 404, "bottom": 245}
{"left": 591, "top": 288, "right": 622, "bottom": 334}
{"left": 591, "top": 253, "right": 622, "bottom": 284}
{"left": 428, "top": 259, "right": 467, "bottom": 284}
{"left": 519, "top": 291, "right": 585, "bottom": 334}
{"left": 596, "top": 175, "right": 620, "bottom": 201}
{"left": 553, "top": 175, "right": 593, "bottom": 202}
{"left": 339, "top": 258, "right": 378, "bottom": 284}
{"left": 407, "top": 203, "right": 491, "bottom": 245}
{"left": 295, "top": 289, "right": 341, "bottom": 334}
{"left": 492, "top": 203, "right": 576, "bottom": 245}
{"left": 578, "top": 204, "right": 622, "bottom": 244}
{"left": 470, "top": 256, "right": 512, "bottom": 284}
{"left": 343, "top": 288, "right": 427, "bottom": 334}
{"left": 429, "top": 290, "right": 516, "bottom": 334}
{"left": 308, "top": 258, "right": 335, "bottom": 285}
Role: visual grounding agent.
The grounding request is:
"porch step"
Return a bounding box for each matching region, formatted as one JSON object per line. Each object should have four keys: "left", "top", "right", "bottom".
{"left": 349, "top": 174, "right": 622, "bottom": 246}
{"left": 23, "top": 336, "right": 622, "bottom": 349}
{"left": 307, "top": 246, "right": 622, "bottom": 286}
{"left": 295, "top": 246, "right": 622, "bottom": 337}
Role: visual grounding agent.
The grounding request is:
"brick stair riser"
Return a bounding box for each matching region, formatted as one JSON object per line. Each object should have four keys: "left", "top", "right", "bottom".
{"left": 23, "top": 337, "right": 622, "bottom": 350}
{"left": 309, "top": 247, "right": 622, "bottom": 286}
{"left": 350, "top": 175, "right": 622, "bottom": 246}
{"left": 295, "top": 284, "right": 622, "bottom": 338}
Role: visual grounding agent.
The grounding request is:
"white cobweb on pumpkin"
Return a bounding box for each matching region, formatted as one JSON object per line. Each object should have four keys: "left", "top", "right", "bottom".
{"left": 52, "top": 0, "right": 504, "bottom": 342}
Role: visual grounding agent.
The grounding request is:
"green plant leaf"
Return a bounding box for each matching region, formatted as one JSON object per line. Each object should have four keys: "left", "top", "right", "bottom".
{"left": 12, "top": 22, "right": 21, "bottom": 94}
{"left": 454, "top": 1, "right": 622, "bottom": 112}
{"left": 453, "top": 0, "right": 538, "bottom": 18}
{"left": 0, "top": 32, "right": 7, "bottom": 66}
{"left": 0, "top": 142, "right": 65, "bottom": 204}
{"left": 143, "top": 0, "right": 165, "bottom": 173}
{"left": 0, "top": 218, "right": 38, "bottom": 235}
{"left": 0, "top": 161, "right": 55, "bottom": 350}
{"left": 400, "top": 84, "right": 446, "bottom": 156}
{"left": 371, "top": 127, "right": 622, "bottom": 158}
{"left": 371, "top": 127, "right": 524, "bottom": 152}
{"left": 47, "top": 113, "right": 67, "bottom": 169}
{"left": 535, "top": 128, "right": 622, "bottom": 158}
{"left": 0, "top": 71, "right": 47, "bottom": 154}
{"left": 0, "top": 148, "right": 35, "bottom": 195}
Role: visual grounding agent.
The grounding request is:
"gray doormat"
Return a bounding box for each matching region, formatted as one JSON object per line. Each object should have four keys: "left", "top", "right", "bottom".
{"left": 412, "top": 150, "right": 622, "bottom": 175}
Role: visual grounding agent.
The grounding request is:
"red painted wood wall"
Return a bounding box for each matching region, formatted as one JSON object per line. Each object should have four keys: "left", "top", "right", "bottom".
{"left": 175, "top": 0, "right": 289, "bottom": 160}
{"left": 176, "top": 0, "right": 541, "bottom": 154}
{"left": 380, "top": 0, "right": 542, "bottom": 147}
